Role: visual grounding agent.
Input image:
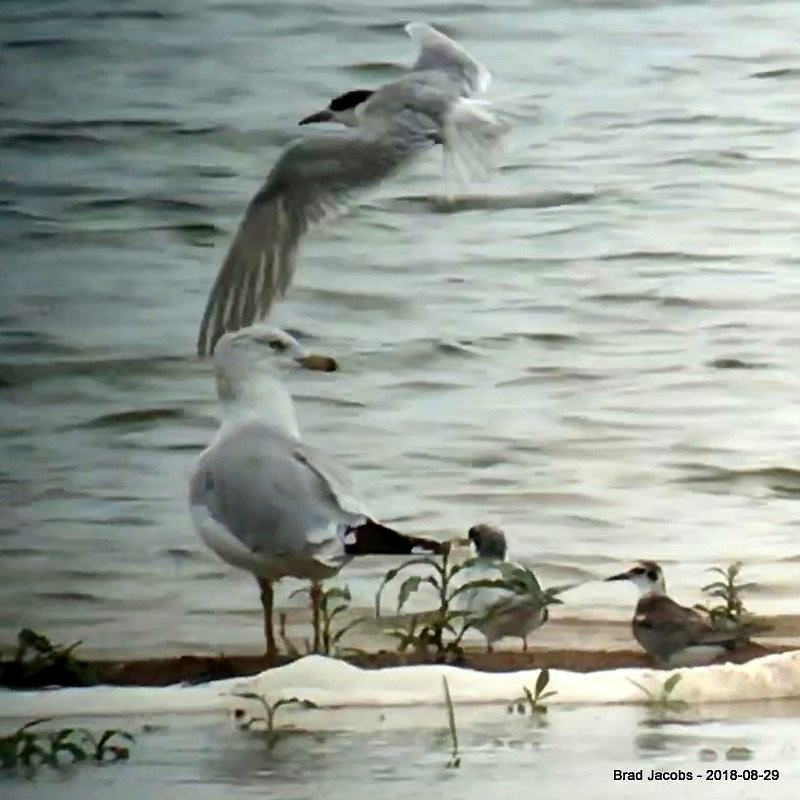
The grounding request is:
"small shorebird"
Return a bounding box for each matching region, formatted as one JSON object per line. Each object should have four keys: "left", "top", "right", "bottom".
{"left": 456, "top": 523, "right": 550, "bottom": 652}
{"left": 189, "top": 326, "right": 442, "bottom": 659}
{"left": 197, "top": 22, "right": 506, "bottom": 355}
{"left": 605, "top": 560, "right": 752, "bottom": 667}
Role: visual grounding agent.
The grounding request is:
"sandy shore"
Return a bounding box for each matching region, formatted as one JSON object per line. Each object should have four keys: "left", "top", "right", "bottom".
{"left": 4, "top": 612, "right": 798, "bottom": 689}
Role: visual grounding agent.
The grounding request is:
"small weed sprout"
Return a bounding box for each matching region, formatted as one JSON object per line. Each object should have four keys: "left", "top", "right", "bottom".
{"left": 694, "top": 562, "right": 769, "bottom": 635}
{"left": 509, "top": 668, "right": 557, "bottom": 716}
{"left": 0, "top": 719, "right": 134, "bottom": 776}
{"left": 284, "top": 584, "right": 365, "bottom": 656}
{"left": 317, "top": 586, "right": 366, "bottom": 655}
{"left": 629, "top": 673, "right": 688, "bottom": 714}
{"left": 233, "top": 692, "right": 318, "bottom": 749}
{"left": 0, "top": 629, "right": 96, "bottom": 689}
{"left": 442, "top": 677, "right": 460, "bottom": 768}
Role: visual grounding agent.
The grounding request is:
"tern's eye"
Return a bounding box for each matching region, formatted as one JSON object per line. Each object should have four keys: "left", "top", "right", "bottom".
{"left": 268, "top": 339, "right": 288, "bottom": 352}
{"left": 646, "top": 569, "right": 658, "bottom": 581}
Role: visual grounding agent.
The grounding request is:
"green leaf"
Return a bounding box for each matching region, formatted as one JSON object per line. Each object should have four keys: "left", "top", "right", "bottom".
{"left": 327, "top": 604, "right": 348, "bottom": 623}
{"left": 233, "top": 691, "right": 263, "bottom": 702}
{"left": 330, "top": 617, "right": 366, "bottom": 648}
{"left": 54, "top": 741, "right": 88, "bottom": 763}
{"left": 706, "top": 567, "right": 728, "bottom": 578}
{"left": 14, "top": 718, "right": 53, "bottom": 735}
{"left": 535, "top": 667, "right": 550, "bottom": 697}
{"left": 663, "top": 674, "right": 682, "bottom": 695}
{"left": 323, "top": 586, "right": 351, "bottom": 602}
{"left": 374, "top": 557, "right": 439, "bottom": 617}
{"left": 397, "top": 576, "right": 425, "bottom": 612}
{"left": 441, "top": 677, "right": 458, "bottom": 758}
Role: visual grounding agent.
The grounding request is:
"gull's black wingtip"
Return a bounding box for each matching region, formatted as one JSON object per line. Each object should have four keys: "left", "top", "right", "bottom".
{"left": 344, "top": 519, "right": 444, "bottom": 556}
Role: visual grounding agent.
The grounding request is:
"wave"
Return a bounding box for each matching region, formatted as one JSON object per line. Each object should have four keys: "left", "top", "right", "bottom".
{"left": 674, "top": 464, "right": 800, "bottom": 495}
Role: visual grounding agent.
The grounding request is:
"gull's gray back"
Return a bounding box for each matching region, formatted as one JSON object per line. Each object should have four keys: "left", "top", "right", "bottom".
{"left": 190, "top": 421, "right": 366, "bottom": 578}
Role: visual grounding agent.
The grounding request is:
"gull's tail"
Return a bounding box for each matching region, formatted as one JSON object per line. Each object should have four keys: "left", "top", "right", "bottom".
{"left": 344, "top": 519, "right": 444, "bottom": 556}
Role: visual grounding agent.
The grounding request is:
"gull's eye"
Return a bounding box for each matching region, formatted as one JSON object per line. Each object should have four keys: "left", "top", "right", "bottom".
{"left": 268, "top": 339, "right": 288, "bottom": 352}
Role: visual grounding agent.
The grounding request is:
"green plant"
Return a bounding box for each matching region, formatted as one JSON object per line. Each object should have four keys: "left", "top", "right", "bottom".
{"left": 375, "top": 541, "right": 510, "bottom": 658}
{"left": 285, "top": 584, "right": 365, "bottom": 656}
{"left": 494, "top": 563, "right": 567, "bottom": 610}
{"left": 0, "top": 629, "right": 96, "bottom": 689}
{"left": 0, "top": 719, "right": 134, "bottom": 776}
{"left": 629, "top": 673, "right": 688, "bottom": 713}
{"left": 278, "top": 612, "right": 305, "bottom": 658}
{"left": 442, "top": 677, "right": 460, "bottom": 768}
{"left": 233, "top": 693, "right": 318, "bottom": 749}
{"left": 510, "top": 668, "right": 557, "bottom": 716}
{"left": 694, "top": 562, "right": 769, "bottom": 635}
{"left": 384, "top": 614, "right": 427, "bottom": 653}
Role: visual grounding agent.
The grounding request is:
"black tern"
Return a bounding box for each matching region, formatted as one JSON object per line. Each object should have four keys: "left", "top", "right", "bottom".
{"left": 606, "top": 560, "right": 753, "bottom": 668}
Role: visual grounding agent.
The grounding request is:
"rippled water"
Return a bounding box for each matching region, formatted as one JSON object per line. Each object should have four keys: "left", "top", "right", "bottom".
{"left": 1, "top": 0, "right": 800, "bottom": 656}
{"left": 3, "top": 701, "right": 800, "bottom": 800}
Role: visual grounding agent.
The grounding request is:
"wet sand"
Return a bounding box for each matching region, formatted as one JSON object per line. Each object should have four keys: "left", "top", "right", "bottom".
{"left": 79, "top": 641, "right": 793, "bottom": 687}
{"left": 5, "top": 611, "right": 798, "bottom": 689}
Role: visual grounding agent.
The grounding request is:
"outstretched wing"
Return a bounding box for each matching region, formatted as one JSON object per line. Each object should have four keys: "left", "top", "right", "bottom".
{"left": 197, "top": 131, "right": 415, "bottom": 355}
{"left": 406, "top": 22, "right": 492, "bottom": 96}
{"left": 404, "top": 22, "right": 507, "bottom": 183}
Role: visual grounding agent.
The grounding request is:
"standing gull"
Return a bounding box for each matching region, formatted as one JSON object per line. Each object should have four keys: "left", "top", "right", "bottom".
{"left": 197, "top": 22, "right": 506, "bottom": 355}
{"left": 189, "top": 326, "right": 442, "bottom": 658}
{"left": 456, "top": 523, "right": 551, "bottom": 652}
{"left": 605, "top": 561, "right": 753, "bottom": 667}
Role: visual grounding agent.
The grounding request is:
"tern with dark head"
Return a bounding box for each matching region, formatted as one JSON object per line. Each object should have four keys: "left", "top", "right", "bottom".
{"left": 197, "top": 22, "right": 507, "bottom": 356}
{"left": 189, "top": 326, "right": 443, "bottom": 659}
{"left": 456, "top": 523, "right": 550, "bottom": 652}
{"left": 606, "top": 560, "right": 753, "bottom": 668}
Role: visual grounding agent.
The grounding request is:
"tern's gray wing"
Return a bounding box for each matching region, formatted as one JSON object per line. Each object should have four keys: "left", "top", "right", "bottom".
{"left": 406, "top": 22, "right": 491, "bottom": 96}
{"left": 401, "top": 24, "right": 506, "bottom": 182}
{"left": 198, "top": 131, "right": 421, "bottom": 355}
{"left": 190, "top": 422, "right": 367, "bottom": 559}
{"left": 634, "top": 596, "right": 738, "bottom": 660}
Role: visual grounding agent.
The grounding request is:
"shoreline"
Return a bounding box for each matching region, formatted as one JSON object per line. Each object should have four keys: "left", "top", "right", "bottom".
{"left": 3, "top": 641, "right": 795, "bottom": 690}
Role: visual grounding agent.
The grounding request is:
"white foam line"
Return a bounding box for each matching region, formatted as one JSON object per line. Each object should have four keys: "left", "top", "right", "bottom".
{"left": 2, "top": 651, "right": 799, "bottom": 721}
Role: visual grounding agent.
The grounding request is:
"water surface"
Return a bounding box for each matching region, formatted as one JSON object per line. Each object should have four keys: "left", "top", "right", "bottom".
{"left": 1, "top": 0, "right": 800, "bottom": 656}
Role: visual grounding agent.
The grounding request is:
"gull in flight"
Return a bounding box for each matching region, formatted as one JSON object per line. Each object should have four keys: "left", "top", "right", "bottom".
{"left": 456, "top": 523, "right": 553, "bottom": 652}
{"left": 189, "top": 326, "right": 442, "bottom": 658}
{"left": 197, "top": 22, "right": 506, "bottom": 355}
{"left": 605, "top": 561, "right": 756, "bottom": 667}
